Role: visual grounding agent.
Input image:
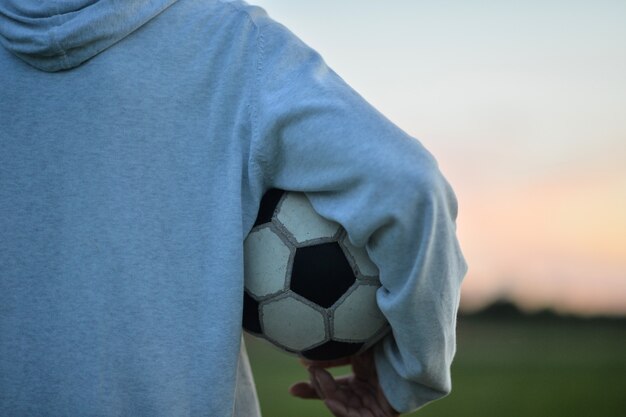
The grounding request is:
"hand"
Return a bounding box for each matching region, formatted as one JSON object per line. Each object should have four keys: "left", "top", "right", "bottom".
{"left": 289, "top": 349, "right": 400, "bottom": 417}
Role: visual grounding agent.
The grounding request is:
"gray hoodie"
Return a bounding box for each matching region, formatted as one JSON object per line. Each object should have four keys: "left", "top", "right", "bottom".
{"left": 0, "top": 1, "right": 467, "bottom": 415}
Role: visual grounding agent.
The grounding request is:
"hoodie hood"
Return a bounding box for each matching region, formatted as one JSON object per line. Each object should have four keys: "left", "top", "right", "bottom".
{"left": 0, "top": 0, "right": 179, "bottom": 72}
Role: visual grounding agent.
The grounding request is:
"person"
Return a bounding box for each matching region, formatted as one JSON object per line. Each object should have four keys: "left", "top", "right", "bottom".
{"left": 0, "top": 0, "right": 467, "bottom": 416}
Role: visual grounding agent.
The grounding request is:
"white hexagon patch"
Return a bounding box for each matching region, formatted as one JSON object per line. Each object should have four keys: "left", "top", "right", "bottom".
{"left": 333, "top": 285, "right": 386, "bottom": 341}
{"left": 340, "top": 236, "right": 379, "bottom": 278}
{"left": 261, "top": 296, "right": 327, "bottom": 351}
{"left": 276, "top": 193, "right": 341, "bottom": 244}
{"left": 244, "top": 227, "right": 291, "bottom": 298}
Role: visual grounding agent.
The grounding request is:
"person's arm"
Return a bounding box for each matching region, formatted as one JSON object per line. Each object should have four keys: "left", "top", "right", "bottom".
{"left": 247, "top": 11, "right": 467, "bottom": 414}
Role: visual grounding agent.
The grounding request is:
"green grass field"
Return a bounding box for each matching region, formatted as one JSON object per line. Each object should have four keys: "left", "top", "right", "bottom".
{"left": 246, "top": 312, "right": 626, "bottom": 416}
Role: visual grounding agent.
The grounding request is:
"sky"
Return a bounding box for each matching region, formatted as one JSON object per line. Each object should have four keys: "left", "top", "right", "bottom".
{"left": 253, "top": 0, "right": 626, "bottom": 316}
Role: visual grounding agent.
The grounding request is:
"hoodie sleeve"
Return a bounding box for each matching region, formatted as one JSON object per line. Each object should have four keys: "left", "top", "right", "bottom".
{"left": 249, "top": 16, "right": 468, "bottom": 414}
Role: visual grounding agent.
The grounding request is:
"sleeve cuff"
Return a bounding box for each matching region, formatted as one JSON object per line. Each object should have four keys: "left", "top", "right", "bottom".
{"left": 374, "top": 340, "right": 451, "bottom": 414}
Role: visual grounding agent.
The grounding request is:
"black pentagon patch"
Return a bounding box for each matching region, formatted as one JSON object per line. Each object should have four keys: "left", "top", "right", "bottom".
{"left": 253, "top": 188, "right": 285, "bottom": 227}
{"left": 302, "top": 340, "right": 364, "bottom": 361}
{"left": 290, "top": 242, "right": 356, "bottom": 308}
{"left": 242, "top": 291, "right": 262, "bottom": 335}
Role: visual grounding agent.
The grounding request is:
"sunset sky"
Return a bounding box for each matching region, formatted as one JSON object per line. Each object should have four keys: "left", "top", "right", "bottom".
{"left": 254, "top": 0, "right": 626, "bottom": 316}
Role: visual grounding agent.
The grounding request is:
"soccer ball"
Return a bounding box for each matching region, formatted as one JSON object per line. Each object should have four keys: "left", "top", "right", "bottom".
{"left": 242, "top": 189, "right": 389, "bottom": 361}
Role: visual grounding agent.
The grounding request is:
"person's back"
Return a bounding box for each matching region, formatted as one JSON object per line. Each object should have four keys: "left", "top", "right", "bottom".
{"left": 0, "top": 1, "right": 467, "bottom": 416}
{"left": 1, "top": 1, "right": 265, "bottom": 415}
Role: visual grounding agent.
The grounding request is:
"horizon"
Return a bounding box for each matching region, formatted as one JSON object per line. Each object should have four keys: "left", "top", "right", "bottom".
{"left": 254, "top": 0, "right": 626, "bottom": 316}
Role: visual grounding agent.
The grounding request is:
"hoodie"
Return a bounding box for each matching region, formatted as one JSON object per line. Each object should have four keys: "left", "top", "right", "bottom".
{"left": 0, "top": 0, "right": 178, "bottom": 72}
{"left": 0, "top": 1, "right": 467, "bottom": 416}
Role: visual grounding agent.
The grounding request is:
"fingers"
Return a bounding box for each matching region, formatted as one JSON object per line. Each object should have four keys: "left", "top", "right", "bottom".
{"left": 288, "top": 373, "right": 352, "bottom": 399}
{"left": 310, "top": 366, "right": 355, "bottom": 413}
{"left": 288, "top": 381, "right": 320, "bottom": 399}
{"left": 308, "top": 366, "right": 398, "bottom": 417}
{"left": 309, "top": 367, "right": 366, "bottom": 417}
{"left": 325, "top": 398, "right": 379, "bottom": 417}
{"left": 309, "top": 366, "right": 342, "bottom": 401}
{"left": 292, "top": 367, "right": 399, "bottom": 417}
{"left": 325, "top": 398, "right": 375, "bottom": 417}
{"left": 351, "top": 349, "right": 377, "bottom": 381}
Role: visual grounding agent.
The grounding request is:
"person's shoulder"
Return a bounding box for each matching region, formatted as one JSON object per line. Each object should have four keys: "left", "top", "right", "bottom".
{"left": 162, "top": 0, "right": 277, "bottom": 41}
{"left": 213, "top": 0, "right": 272, "bottom": 28}
{"left": 168, "top": 0, "right": 266, "bottom": 24}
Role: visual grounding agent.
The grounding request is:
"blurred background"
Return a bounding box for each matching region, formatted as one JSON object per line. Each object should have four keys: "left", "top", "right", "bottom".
{"left": 246, "top": 0, "right": 626, "bottom": 415}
